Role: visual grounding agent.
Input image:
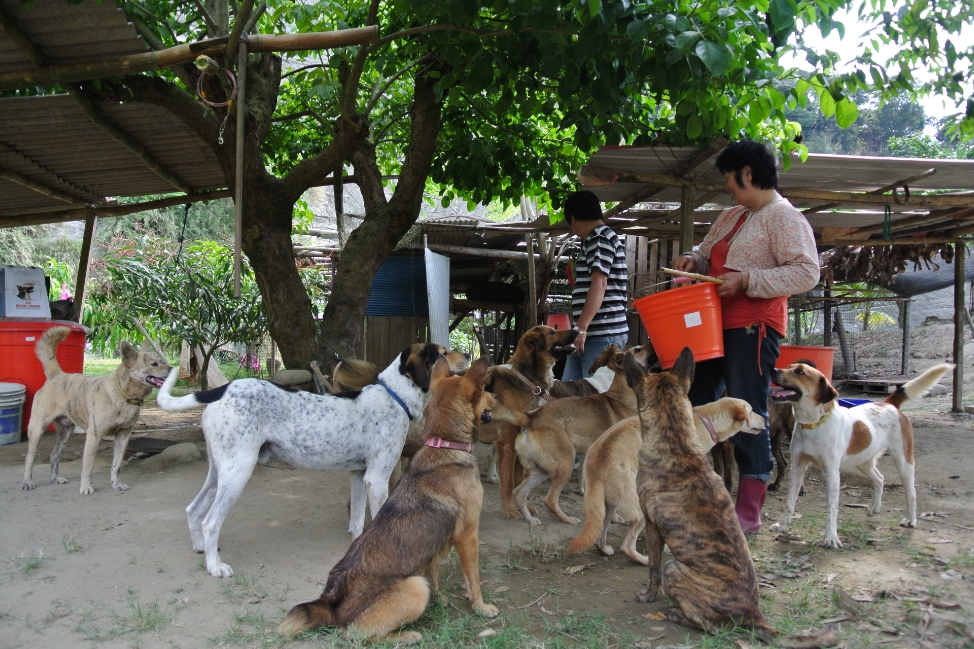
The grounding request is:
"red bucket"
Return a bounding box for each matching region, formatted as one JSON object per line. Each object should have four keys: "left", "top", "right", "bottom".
{"left": 632, "top": 282, "right": 724, "bottom": 369}
{"left": 775, "top": 345, "right": 835, "bottom": 382}
{"left": 545, "top": 313, "right": 572, "bottom": 331}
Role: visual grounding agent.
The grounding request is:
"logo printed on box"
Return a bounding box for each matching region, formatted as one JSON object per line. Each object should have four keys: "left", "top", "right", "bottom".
{"left": 684, "top": 311, "right": 703, "bottom": 328}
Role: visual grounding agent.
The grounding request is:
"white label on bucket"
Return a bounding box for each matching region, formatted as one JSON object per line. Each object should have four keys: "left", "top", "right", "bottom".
{"left": 25, "top": 336, "right": 35, "bottom": 342}
{"left": 684, "top": 312, "right": 702, "bottom": 328}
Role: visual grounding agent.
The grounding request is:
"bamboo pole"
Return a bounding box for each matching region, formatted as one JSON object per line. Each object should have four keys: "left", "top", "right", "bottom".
{"left": 901, "top": 299, "right": 911, "bottom": 376}
{"left": 0, "top": 27, "right": 378, "bottom": 92}
{"left": 525, "top": 234, "right": 537, "bottom": 327}
{"left": 72, "top": 216, "right": 97, "bottom": 323}
{"left": 679, "top": 184, "right": 695, "bottom": 254}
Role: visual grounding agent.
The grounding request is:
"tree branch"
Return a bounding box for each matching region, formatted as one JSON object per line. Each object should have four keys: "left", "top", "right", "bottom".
{"left": 243, "top": 1, "right": 266, "bottom": 34}
{"left": 387, "top": 64, "right": 444, "bottom": 215}
{"left": 365, "top": 53, "right": 432, "bottom": 115}
{"left": 282, "top": 62, "right": 329, "bottom": 79}
{"left": 189, "top": 0, "right": 220, "bottom": 35}
{"left": 226, "top": 0, "right": 254, "bottom": 67}
{"left": 341, "top": 0, "right": 381, "bottom": 118}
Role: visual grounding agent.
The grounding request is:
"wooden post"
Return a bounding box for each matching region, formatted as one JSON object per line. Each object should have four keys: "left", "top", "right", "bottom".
{"left": 72, "top": 215, "right": 97, "bottom": 323}
{"left": 648, "top": 239, "right": 658, "bottom": 295}
{"left": 679, "top": 184, "right": 695, "bottom": 254}
{"left": 901, "top": 299, "right": 911, "bottom": 376}
{"left": 793, "top": 304, "right": 802, "bottom": 345}
{"left": 525, "top": 233, "right": 537, "bottom": 327}
{"left": 953, "top": 242, "right": 966, "bottom": 412}
{"left": 334, "top": 163, "right": 344, "bottom": 219}
{"left": 834, "top": 308, "right": 853, "bottom": 374}
{"left": 233, "top": 39, "right": 247, "bottom": 298}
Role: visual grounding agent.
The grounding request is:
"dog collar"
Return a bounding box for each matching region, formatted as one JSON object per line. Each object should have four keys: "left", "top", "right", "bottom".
{"left": 115, "top": 374, "right": 144, "bottom": 406}
{"left": 378, "top": 379, "right": 414, "bottom": 420}
{"left": 509, "top": 367, "right": 554, "bottom": 403}
{"left": 425, "top": 437, "right": 474, "bottom": 452}
{"left": 694, "top": 410, "right": 720, "bottom": 445}
{"left": 797, "top": 408, "right": 834, "bottom": 430}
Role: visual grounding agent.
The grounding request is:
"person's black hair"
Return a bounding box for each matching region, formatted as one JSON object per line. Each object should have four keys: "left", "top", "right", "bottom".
{"left": 564, "top": 190, "right": 603, "bottom": 224}
{"left": 715, "top": 139, "right": 779, "bottom": 190}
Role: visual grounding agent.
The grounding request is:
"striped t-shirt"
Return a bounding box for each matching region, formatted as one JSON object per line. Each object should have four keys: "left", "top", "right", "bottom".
{"left": 572, "top": 225, "right": 629, "bottom": 337}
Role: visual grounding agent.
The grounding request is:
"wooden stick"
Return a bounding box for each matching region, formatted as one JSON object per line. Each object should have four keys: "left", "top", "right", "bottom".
{"left": 661, "top": 267, "right": 725, "bottom": 285}
{"left": 132, "top": 319, "right": 167, "bottom": 360}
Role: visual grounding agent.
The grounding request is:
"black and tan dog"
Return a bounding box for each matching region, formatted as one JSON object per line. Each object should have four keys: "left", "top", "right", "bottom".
{"left": 624, "top": 347, "right": 775, "bottom": 641}
{"left": 481, "top": 325, "right": 577, "bottom": 518}
{"left": 277, "top": 356, "right": 498, "bottom": 642}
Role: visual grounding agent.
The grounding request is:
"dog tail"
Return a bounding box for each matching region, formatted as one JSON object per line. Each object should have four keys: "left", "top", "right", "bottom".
{"left": 333, "top": 358, "right": 379, "bottom": 390}
{"left": 276, "top": 597, "right": 338, "bottom": 637}
{"left": 885, "top": 363, "right": 954, "bottom": 409}
{"left": 566, "top": 476, "right": 606, "bottom": 556}
{"left": 36, "top": 326, "right": 71, "bottom": 379}
{"left": 488, "top": 402, "right": 531, "bottom": 429}
{"left": 154, "top": 367, "right": 218, "bottom": 411}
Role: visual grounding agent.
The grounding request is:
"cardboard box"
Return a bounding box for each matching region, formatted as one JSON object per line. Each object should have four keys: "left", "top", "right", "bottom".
{"left": 0, "top": 266, "right": 51, "bottom": 319}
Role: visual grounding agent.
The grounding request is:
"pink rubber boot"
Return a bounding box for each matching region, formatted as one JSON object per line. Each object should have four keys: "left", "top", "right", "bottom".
{"left": 735, "top": 476, "right": 768, "bottom": 534}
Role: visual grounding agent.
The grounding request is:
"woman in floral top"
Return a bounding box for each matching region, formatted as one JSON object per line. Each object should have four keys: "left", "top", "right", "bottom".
{"left": 673, "top": 139, "right": 819, "bottom": 533}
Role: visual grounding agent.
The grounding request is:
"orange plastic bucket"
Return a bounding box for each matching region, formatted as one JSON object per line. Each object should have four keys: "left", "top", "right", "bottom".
{"left": 632, "top": 282, "right": 724, "bottom": 369}
{"left": 545, "top": 313, "right": 572, "bottom": 331}
{"left": 775, "top": 345, "right": 835, "bottom": 382}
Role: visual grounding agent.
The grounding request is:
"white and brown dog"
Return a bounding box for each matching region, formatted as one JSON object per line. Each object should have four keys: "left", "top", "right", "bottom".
{"left": 769, "top": 362, "right": 953, "bottom": 548}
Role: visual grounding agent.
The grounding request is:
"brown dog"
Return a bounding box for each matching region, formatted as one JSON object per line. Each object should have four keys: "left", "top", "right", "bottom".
{"left": 494, "top": 344, "right": 652, "bottom": 525}
{"left": 482, "top": 325, "right": 578, "bottom": 518}
{"left": 624, "top": 347, "right": 775, "bottom": 640}
{"left": 567, "top": 397, "right": 765, "bottom": 564}
{"left": 277, "top": 356, "right": 498, "bottom": 642}
{"left": 21, "top": 326, "right": 171, "bottom": 495}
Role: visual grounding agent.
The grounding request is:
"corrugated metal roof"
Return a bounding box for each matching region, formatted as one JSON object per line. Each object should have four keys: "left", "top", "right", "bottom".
{"left": 0, "top": 0, "right": 227, "bottom": 224}
{"left": 0, "top": 95, "right": 227, "bottom": 218}
{"left": 0, "top": 0, "right": 146, "bottom": 73}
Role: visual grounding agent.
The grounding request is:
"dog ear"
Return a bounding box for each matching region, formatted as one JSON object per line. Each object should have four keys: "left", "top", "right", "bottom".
{"left": 119, "top": 340, "right": 139, "bottom": 366}
{"left": 462, "top": 356, "right": 489, "bottom": 403}
{"left": 429, "top": 357, "right": 451, "bottom": 391}
{"left": 530, "top": 329, "right": 547, "bottom": 351}
{"left": 623, "top": 350, "right": 646, "bottom": 389}
{"left": 670, "top": 347, "right": 696, "bottom": 386}
{"left": 817, "top": 375, "right": 838, "bottom": 404}
{"left": 587, "top": 344, "right": 618, "bottom": 374}
{"left": 794, "top": 358, "right": 818, "bottom": 369}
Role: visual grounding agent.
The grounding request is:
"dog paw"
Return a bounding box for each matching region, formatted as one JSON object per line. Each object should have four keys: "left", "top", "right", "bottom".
{"left": 635, "top": 588, "right": 658, "bottom": 604}
{"left": 770, "top": 521, "right": 787, "bottom": 533}
{"left": 767, "top": 483, "right": 779, "bottom": 492}
{"left": 391, "top": 630, "right": 423, "bottom": 645}
{"left": 53, "top": 477, "right": 67, "bottom": 485}
{"left": 611, "top": 513, "right": 626, "bottom": 525}
{"left": 821, "top": 535, "right": 843, "bottom": 549}
{"left": 487, "top": 476, "right": 499, "bottom": 485}
{"left": 21, "top": 481, "right": 35, "bottom": 491}
{"left": 527, "top": 516, "right": 543, "bottom": 526}
{"left": 501, "top": 509, "right": 522, "bottom": 520}
{"left": 899, "top": 518, "right": 917, "bottom": 529}
{"left": 598, "top": 545, "right": 615, "bottom": 556}
{"left": 79, "top": 483, "right": 94, "bottom": 495}
{"left": 562, "top": 516, "right": 581, "bottom": 525}
{"left": 112, "top": 482, "right": 130, "bottom": 492}
{"left": 208, "top": 562, "right": 234, "bottom": 578}
{"left": 479, "top": 604, "right": 500, "bottom": 619}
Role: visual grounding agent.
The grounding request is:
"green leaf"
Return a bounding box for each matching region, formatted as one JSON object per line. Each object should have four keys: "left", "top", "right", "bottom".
{"left": 835, "top": 97, "right": 859, "bottom": 128}
{"left": 686, "top": 114, "right": 703, "bottom": 139}
{"left": 626, "top": 19, "right": 652, "bottom": 41}
{"left": 818, "top": 88, "right": 836, "bottom": 117}
{"left": 694, "top": 40, "right": 730, "bottom": 76}
{"left": 675, "top": 31, "right": 701, "bottom": 52}
{"left": 587, "top": 0, "right": 600, "bottom": 19}
{"left": 768, "top": 0, "right": 796, "bottom": 32}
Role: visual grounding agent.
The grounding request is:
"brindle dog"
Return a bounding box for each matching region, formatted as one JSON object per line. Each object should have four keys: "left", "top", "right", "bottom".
{"left": 624, "top": 347, "right": 775, "bottom": 641}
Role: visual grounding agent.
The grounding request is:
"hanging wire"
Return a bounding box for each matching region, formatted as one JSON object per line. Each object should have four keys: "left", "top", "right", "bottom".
{"left": 196, "top": 69, "right": 237, "bottom": 144}
{"left": 883, "top": 204, "right": 892, "bottom": 241}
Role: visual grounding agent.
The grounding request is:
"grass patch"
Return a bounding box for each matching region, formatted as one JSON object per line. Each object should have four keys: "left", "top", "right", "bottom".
{"left": 61, "top": 536, "right": 82, "bottom": 554}
{"left": 210, "top": 607, "right": 285, "bottom": 648}
{"left": 9, "top": 550, "right": 49, "bottom": 576}
{"left": 74, "top": 595, "right": 177, "bottom": 642}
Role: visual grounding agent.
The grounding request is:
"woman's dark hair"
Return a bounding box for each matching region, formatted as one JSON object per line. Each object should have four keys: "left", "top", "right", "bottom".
{"left": 715, "top": 139, "right": 779, "bottom": 190}
{"left": 564, "top": 190, "right": 603, "bottom": 223}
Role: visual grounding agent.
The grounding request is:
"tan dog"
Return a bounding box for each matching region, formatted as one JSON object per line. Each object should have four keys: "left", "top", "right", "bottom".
{"left": 21, "top": 326, "right": 171, "bottom": 494}
{"left": 567, "top": 397, "right": 765, "bottom": 564}
{"left": 625, "top": 347, "right": 775, "bottom": 640}
{"left": 494, "top": 344, "right": 652, "bottom": 525}
{"left": 482, "top": 326, "right": 578, "bottom": 518}
{"left": 770, "top": 361, "right": 953, "bottom": 548}
{"left": 277, "top": 356, "right": 498, "bottom": 642}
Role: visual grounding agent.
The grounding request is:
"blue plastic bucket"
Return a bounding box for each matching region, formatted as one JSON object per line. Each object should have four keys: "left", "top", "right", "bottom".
{"left": 838, "top": 397, "right": 872, "bottom": 409}
{"left": 0, "top": 382, "right": 26, "bottom": 445}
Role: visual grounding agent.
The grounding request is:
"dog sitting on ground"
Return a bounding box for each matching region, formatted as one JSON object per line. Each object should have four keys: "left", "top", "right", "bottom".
{"left": 770, "top": 361, "right": 953, "bottom": 548}
{"left": 493, "top": 344, "right": 652, "bottom": 525}
{"left": 625, "top": 347, "right": 775, "bottom": 640}
{"left": 21, "top": 326, "right": 171, "bottom": 495}
{"left": 156, "top": 343, "right": 443, "bottom": 578}
{"left": 567, "top": 396, "right": 765, "bottom": 564}
{"left": 277, "top": 356, "right": 498, "bottom": 642}
{"left": 481, "top": 325, "right": 578, "bottom": 518}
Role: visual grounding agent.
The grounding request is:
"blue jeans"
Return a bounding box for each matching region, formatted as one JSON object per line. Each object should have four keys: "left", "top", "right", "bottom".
{"left": 562, "top": 333, "right": 629, "bottom": 380}
{"left": 687, "top": 326, "right": 781, "bottom": 480}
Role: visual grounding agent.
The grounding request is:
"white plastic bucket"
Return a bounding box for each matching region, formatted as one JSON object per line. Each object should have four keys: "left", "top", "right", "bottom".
{"left": 0, "top": 382, "right": 26, "bottom": 445}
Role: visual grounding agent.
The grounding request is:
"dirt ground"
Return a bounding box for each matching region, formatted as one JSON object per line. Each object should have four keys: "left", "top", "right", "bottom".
{"left": 1, "top": 324, "right": 972, "bottom": 648}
